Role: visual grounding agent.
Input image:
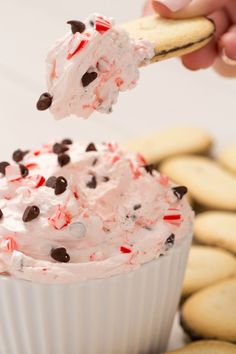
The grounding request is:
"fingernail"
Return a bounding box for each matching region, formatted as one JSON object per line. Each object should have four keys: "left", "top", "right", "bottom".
{"left": 153, "top": 0, "right": 192, "bottom": 12}
{"left": 143, "top": 0, "right": 154, "bottom": 16}
{"left": 221, "top": 48, "right": 236, "bottom": 66}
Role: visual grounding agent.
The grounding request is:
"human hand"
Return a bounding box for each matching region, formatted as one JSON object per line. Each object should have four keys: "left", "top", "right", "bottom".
{"left": 143, "top": 0, "right": 236, "bottom": 77}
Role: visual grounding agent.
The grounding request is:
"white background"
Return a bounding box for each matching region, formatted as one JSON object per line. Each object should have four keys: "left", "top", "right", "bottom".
{"left": 0, "top": 0, "right": 235, "bottom": 160}
{"left": 0, "top": 0, "right": 235, "bottom": 350}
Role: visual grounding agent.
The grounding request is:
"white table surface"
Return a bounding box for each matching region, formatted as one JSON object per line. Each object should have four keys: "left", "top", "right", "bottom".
{"left": 0, "top": 0, "right": 236, "bottom": 351}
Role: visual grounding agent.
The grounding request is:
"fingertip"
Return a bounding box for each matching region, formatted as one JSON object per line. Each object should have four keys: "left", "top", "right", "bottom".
{"left": 143, "top": 0, "right": 155, "bottom": 16}
{"left": 220, "top": 31, "right": 236, "bottom": 60}
{"left": 181, "top": 56, "right": 200, "bottom": 71}
{"left": 213, "top": 57, "right": 236, "bottom": 77}
{"left": 152, "top": 1, "right": 174, "bottom": 18}
{"left": 181, "top": 41, "right": 217, "bottom": 70}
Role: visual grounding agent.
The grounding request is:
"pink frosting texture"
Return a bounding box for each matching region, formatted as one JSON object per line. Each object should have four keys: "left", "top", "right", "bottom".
{"left": 0, "top": 141, "right": 193, "bottom": 283}
{"left": 44, "top": 13, "right": 154, "bottom": 119}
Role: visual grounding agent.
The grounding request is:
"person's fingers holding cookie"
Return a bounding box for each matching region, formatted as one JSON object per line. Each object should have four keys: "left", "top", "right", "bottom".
{"left": 181, "top": 8, "right": 230, "bottom": 70}
{"left": 147, "top": 0, "right": 236, "bottom": 76}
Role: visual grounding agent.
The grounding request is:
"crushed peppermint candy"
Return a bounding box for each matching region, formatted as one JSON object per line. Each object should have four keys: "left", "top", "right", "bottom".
{"left": 120, "top": 246, "right": 132, "bottom": 254}
{"left": 1, "top": 237, "right": 18, "bottom": 253}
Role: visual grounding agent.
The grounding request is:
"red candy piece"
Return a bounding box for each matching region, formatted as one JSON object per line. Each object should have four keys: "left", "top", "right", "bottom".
{"left": 129, "top": 160, "right": 142, "bottom": 179}
{"left": 4, "top": 196, "right": 11, "bottom": 200}
{"left": 33, "top": 151, "right": 41, "bottom": 156}
{"left": 2, "top": 237, "right": 18, "bottom": 253}
{"left": 26, "top": 163, "right": 39, "bottom": 170}
{"left": 5, "top": 165, "right": 22, "bottom": 182}
{"left": 26, "top": 175, "right": 45, "bottom": 188}
{"left": 163, "top": 214, "right": 181, "bottom": 221}
{"left": 48, "top": 206, "right": 71, "bottom": 230}
{"left": 107, "top": 142, "right": 118, "bottom": 152}
{"left": 82, "top": 211, "right": 89, "bottom": 219}
{"left": 158, "top": 174, "right": 169, "bottom": 186}
{"left": 67, "top": 38, "right": 88, "bottom": 60}
{"left": 35, "top": 175, "right": 45, "bottom": 188}
{"left": 137, "top": 153, "right": 147, "bottom": 166}
{"left": 112, "top": 155, "right": 120, "bottom": 164}
{"left": 115, "top": 78, "right": 124, "bottom": 88}
{"left": 95, "top": 17, "right": 111, "bottom": 34}
{"left": 73, "top": 191, "right": 79, "bottom": 200}
{"left": 120, "top": 246, "right": 131, "bottom": 254}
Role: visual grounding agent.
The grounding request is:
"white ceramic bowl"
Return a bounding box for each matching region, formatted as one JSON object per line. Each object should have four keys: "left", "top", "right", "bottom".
{"left": 0, "top": 234, "right": 192, "bottom": 354}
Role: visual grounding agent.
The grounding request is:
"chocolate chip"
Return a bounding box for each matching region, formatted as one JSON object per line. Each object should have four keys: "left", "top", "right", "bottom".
{"left": 45, "top": 176, "right": 57, "bottom": 189}
{"left": 67, "top": 20, "right": 86, "bottom": 34}
{"left": 143, "top": 226, "right": 152, "bottom": 231}
{"left": 0, "top": 162, "right": 10, "bottom": 176}
{"left": 103, "top": 176, "right": 110, "bottom": 182}
{"left": 143, "top": 164, "right": 155, "bottom": 175}
{"left": 86, "top": 175, "right": 97, "bottom": 189}
{"left": 51, "top": 247, "right": 70, "bottom": 263}
{"left": 92, "top": 158, "right": 98, "bottom": 166}
{"left": 36, "top": 92, "right": 53, "bottom": 111}
{"left": 82, "top": 71, "right": 98, "bottom": 87}
{"left": 53, "top": 143, "right": 69, "bottom": 155}
{"left": 55, "top": 176, "right": 68, "bottom": 195}
{"left": 61, "top": 138, "right": 73, "bottom": 145}
{"left": 165, "top": 234, "right": 175, "bottom": 250}
{"left": 0, "top": 209, "right": 3, "bottom": 219}
{"left": 89, "top": 20, "right": 94, "bottom": 27}
{"left": 58, "top": 154, "right": 70, "bottom": 167}
{"left": 12, "top": 149, "right": 29, "bottom": 163}
{"left": 133, "top": 204, "right": 141, "bottom": 210}
{"left": 19, "top": 164, "right": 29, "bottom": 178}
{"left": 22, "top": 205, "right": 40, "bottom": 222}
{"left": 85, "top": 142, "right": 97, "bottom": 152}
{"left": 172, "top": 186, "right": 188, "bottom": 200}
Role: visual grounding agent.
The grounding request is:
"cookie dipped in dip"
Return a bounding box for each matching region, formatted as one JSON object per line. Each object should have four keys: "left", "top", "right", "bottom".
{"left": 36, "top": 13, "right": 154, "bottom": 119}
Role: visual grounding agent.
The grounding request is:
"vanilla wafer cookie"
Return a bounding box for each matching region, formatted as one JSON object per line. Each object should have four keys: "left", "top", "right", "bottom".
{"left": 124, "top": 126, "right": 212, "bottom": 164}
{"left": 194, "top": 211, "right": 236, "bottom": 254}
{"left": 218, "top": 144, "right": 236, "bottom": 175}
{"left": 182, "top": 245, "right": 236, "bottom": 297}
{"left": 160, "top": 156, "right": 236, "bottom": 210}
{"left": 122, "top": 15, "right": 215, "bottom": 62}
{"left": 165, "top": 340, "right": 236, "bottom": 354}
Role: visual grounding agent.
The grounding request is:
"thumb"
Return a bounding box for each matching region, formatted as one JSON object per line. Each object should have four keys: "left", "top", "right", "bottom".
{"left": 152, "top": 0, "right": 227, "bottom": 18}
{"left": 153, "top": 0, "right": 192, "bottom": 13}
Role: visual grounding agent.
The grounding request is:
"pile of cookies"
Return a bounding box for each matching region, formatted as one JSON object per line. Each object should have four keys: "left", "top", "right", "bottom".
{"left": 125, "top": 125, "right": 236, "bottom": 353}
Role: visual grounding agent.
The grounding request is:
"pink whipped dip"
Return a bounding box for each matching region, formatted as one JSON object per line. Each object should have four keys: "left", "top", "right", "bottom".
{"left": 37, "top": 13, "right": 155, "bottom": 119}
{"left": 0, "top": 141, "right": 193, "bottom": 283}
